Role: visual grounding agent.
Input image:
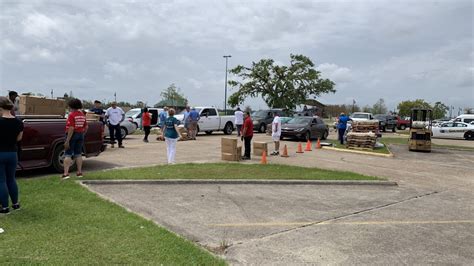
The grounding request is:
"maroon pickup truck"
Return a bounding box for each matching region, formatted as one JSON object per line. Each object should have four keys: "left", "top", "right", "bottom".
{"left": 17, "top": 116, "right": 106, "bottom": 172}
{"left": 396, "top": 116, "right": 410, "bottom": 130}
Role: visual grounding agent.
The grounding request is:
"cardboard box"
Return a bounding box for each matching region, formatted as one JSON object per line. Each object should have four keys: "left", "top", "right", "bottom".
{"left": 221, "top": 138, "right": 238, "bottom": 152}
{"left": 86, "top": 113, "right": 100, "bottom": 121}
{"left": 19, "top": 96, "right": 66, "bottom": 116}
{"left": 221, "top": 149, "right": 241, "bottom": 161}
{"left": 253, "top": 141, "right": 268, "bottom": 156}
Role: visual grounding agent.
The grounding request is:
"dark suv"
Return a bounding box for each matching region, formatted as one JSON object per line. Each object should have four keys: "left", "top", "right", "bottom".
{"left": 374, "top": 114, "right": 397, "bottom": 132}
{"left": 252, "top": 109, "right": 288, "bottom": 133}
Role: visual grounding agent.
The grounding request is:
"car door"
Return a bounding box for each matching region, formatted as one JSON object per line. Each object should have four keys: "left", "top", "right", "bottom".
{"left": 437, "top": 122, "right": 454, "bottom": 138}
{"left": 453, "top": 123, "right": 468, "bottom": 139}
{"left": 199, "top": 108, "right": 210, "bottom": 131}
{"left": 149, "top": 109, "right": 159, "bottom": 126}
{"left": 207, "top": 108, "right": 220, "bottom": 130}
{"left": 310, "top": 118, "right": 319, "bottom": 138}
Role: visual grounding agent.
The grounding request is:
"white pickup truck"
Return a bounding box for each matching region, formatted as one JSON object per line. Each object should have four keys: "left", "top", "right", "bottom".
{"left": 175, "top": 107, "right": 235, "bottom": 135}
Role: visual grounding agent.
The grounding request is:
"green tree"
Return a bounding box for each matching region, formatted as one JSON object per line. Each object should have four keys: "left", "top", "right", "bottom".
{"left": 432, "top": 101, "right": 449, "bottom": 119}
{"left": 372, "top": 98, "right": 388, "bottom": 114}
{"left": 227, "top": 54, "right": 335, "bottom": 110}
{"left": 362, "top": 105, "right": 372, "bottom": 113}
{"left": 397, "top": 99, "right": 432, "bottom": 117}
{"left": 155, "top": 84, "right": 188, "bottom": 108}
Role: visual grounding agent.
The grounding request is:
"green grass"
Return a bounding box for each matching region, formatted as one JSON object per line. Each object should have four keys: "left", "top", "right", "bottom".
{"left": 326, "top": 139, "right": 391, "bottom": 154}
{"left": 0, "top": 177, "right": 225, "bottom": 265}
{"left": 84, "top": 163, "right": 379, "bottom": 181}
{"left": 380, "top": 137, "right": 474, "bottom": 151}
{"left": 1, "top": 163, "right": 378, "bottom": 264}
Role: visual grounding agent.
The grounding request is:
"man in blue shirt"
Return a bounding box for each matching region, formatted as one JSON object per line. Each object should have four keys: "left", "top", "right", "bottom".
{"left": 183, "top": 106, "right": 191, "bottom": 133}
{"left": 337, "top": 112, "right": 350, "bottom": 145}
{"left": 159, "top": 107, "right": 169, "bottom": 129}
{"left": 89, "top": 100, "right": 105, "bottom": 123}
{"left": 188, "top": 107, "right": 200, "bottom": 140}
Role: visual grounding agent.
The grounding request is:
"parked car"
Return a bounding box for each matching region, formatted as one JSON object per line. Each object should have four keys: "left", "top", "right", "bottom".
{"left": 395, "top": 116, "right": 410, "bottom": 130}
{"left": 374, "top": 114, "right": 397, "bottom": 132}
{"left": 266, "top": 117, "right": 292, "bottom": 135}
{"left": 281, "top": 117, "right": 329, "bottom": 140}
{"left": 175, "top": 107, "right": 234, "bottom": 135}
{"left": 453, "top": 114, "right": 474, "bottom": 124}
{"left": 350, "top": 112, "right": 375, "bottom": 121}
{"left": 432, "top": 122, "right": 474, "bottom": 140}
{"left": 104, "top": 120, "right": 137, "bottom": 139}
{"left": 125, "top": 108, "right": 163, "bottom": 128}
{"left": 17, "top": 115, "right": 106, "bottom": 173}
{"left": 252, "top": 109, "right": 288, "bottom": 133}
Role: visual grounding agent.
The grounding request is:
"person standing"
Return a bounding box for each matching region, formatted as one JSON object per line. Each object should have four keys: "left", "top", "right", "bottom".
{"left": 159, "top": 107, "right": 168, "bottom": 129}
{"left": 271, "top": 111, "right": 281, "bottom": 156}
{"left": 62, "top": 98, "right": 88, "bottom": 180}
{"left": 188, "top": 107, "right": 200, "bottom": 140}
{"left": 241, "top": 112, "right": 254, "bottom": 160}
{"left": 7, "top": 91, "right": 20, "bottom": 116}
{"left": 161, "top": 108, "right": 183, "bottom": 164}
{"left": 89, "top": 100, "right": 105, "bottom": 123}
{"left": 337, "top": 112, "right": 350, "bottom": 145}
{"left": 142, "top": 107, "right": 152, "bottom": 142}
{"left": 234, "top": 107, "right": 244, "bottom": 137}
{"left": 183, "top": 106, "right": 191, "bottom": 138}
{"left": 0, "top": 97, "right": 23, "bottom": 214}
{"left": 106, "top": 102, "right": 125, "bottom": 148}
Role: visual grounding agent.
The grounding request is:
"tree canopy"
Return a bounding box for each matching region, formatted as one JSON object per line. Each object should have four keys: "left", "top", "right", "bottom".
{"left": 397, "top": 99, "right": 433, "bottom": 117}
{"left": 155, "top": 84, "right": 188, "bottom": 108}
{"left": 371, "top": 98, "right": 388, "bottom": 114}
{"left": 227, "top": 54, "right": 336, "bottom": 111}
{"left": 432, "top": 101, "right": 449, "bottom": 119}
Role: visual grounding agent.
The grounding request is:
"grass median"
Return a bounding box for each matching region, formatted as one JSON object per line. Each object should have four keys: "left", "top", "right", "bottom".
{"left": 83, "top": 163, "right": 379, "bottom": 181}
{"left": 1, "top": 163, "right": 378, "bottom": 264}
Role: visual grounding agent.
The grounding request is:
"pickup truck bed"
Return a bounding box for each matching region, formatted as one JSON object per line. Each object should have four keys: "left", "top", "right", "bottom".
{"left": 18, "top": 116, "right": 106, "bottom": 172}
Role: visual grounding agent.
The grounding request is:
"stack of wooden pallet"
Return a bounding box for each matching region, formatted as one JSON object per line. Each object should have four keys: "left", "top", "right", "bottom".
{"left": 346, "top": 132, "right": 377, "bottom": 150}
{"left": 347, "top": 121, "right": 378, "bottom": 150}
{"left": 350, "top": 121, "right": 379, "bottom": 133}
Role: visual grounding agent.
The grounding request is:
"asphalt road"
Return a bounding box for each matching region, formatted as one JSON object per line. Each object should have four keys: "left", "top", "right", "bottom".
{"left": 81, "top": 133, "right": 474, "bottom": 265}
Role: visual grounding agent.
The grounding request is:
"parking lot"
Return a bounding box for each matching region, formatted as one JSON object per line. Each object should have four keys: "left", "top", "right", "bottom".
{"left": 82, "top": 133, "right": 474, "bottom": 264}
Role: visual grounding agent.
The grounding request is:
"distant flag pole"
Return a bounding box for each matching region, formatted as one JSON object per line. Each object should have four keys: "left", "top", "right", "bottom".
{"left": 352, "top": 99, "right": 356, "bottom": 113}
{"left": 114, "top": 92, "right": 117, "bottom": 102}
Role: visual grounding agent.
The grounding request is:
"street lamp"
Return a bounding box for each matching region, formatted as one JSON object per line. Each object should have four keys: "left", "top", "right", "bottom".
{"left": 223, "top": 55, "right": 232, "bottom": 114}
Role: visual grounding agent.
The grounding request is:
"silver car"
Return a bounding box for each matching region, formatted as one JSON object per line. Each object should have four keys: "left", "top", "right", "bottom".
{"left": 104, "top": 120, "right": 137, "bottom": 139}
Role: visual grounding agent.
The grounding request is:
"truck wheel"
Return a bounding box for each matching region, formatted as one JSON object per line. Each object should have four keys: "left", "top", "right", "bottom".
{"left": 259, "top": 123, "right": 266, "bottom": 133}
{"left": 464, "top": 131, "right": 474, "bottom": 140}
{"left": 51, "top": 144, "right": 75, "bottom": 173}
{"left": 392, "top": 127, "right": 396, "bottom": 133}
{"left": 382, "top": 126, "right": 386, "bottom": 132}
{"left": 205, "top": 131, "right": 213, "bottom": 135}
{"left": 223, "top": 122, "right": 233, "bottom": 135}
{"left": 322, "top": 130, "right": 329, "bottom": 140}
{"left": 400, "top": 125, "right": 406, "bottom": 130}
{"left": 120, "top": 127, "right": 128, "bottom": 139}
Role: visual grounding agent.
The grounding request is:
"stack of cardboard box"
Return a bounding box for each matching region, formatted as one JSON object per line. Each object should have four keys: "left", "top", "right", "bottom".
{"left": 19, "top": 96, "right": 66, "bottom": 116}
{"left": 253, "top": 141, "right": 268, "bottom": 156}
{"left": 221, "top": 137, "right": 242, "bottom": 161}
{"left": 177, "top": 126, "right": 188, "bottom": 140}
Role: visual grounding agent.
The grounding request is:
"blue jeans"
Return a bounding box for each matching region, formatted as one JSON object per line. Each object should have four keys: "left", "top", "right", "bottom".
{"left": 0, "top": 152, "right": 19, "bottom": 208}
{"left": 338, "top": 128, "right": 346, "bottom": 144}
{"left": 108, "top": 124, "right": 122, "bottom": 145}
{"left": 65, "top": 133, "right": 84, "bottom": 158}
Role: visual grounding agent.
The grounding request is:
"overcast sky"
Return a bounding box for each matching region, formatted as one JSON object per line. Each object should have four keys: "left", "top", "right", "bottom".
{"left": 1, "top": 0, "right": 473, "bottom": 111}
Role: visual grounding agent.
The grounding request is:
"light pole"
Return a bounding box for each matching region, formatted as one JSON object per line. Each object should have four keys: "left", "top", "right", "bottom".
{"left": 223, "top": 55, "right": 232, "bottom": 114}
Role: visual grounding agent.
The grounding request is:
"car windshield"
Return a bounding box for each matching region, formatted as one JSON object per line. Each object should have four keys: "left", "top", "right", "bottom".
{"left": 125, "top": 110, "right": 140, "bottom": 117}
{"left": 287, "top": 117, "right": 311, "bottom": 124}
{"left": 352, "top": 113, "right": 369, "bottom": 119}
{"left": 252, "top": 111, "right": 268, "bottom": 117}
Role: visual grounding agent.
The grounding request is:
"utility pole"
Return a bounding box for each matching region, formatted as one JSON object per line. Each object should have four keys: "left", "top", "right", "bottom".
{"left": 223, "top": 55, "right": 232, "bottom": 115}
{"left": 114, "top": 92, "right": 117, "bottom": 102}
{"left": 51, "top": 89, "right": 54, "bottom": 99}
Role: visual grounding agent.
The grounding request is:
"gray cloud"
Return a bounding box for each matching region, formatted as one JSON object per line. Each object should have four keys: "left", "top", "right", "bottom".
{"left": 1, "top": 0, "right": 472, "bottom": 111}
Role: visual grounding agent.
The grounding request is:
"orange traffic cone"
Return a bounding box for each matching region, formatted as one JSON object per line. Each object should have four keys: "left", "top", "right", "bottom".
{"left": 261, "top": 150, "right": 268, "bottom": 165}
{"left": 316, "top": 138, "right": 321, "bottom": 149}
{"left": 305, "top": 139, "right": 312, "bottom": 151}
{"left": 296, "top": 143, "right": 304, "bottom": 153}
{"left": 281, "top": 145, "right": 289, "bottom": 157}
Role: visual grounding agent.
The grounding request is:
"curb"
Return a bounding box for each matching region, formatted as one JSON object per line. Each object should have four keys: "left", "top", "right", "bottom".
{"left": 322, "top": 146, "right": 394, "bottom": 158}
{"left": 80, "top": 179, "right": 397, "bottom": 186}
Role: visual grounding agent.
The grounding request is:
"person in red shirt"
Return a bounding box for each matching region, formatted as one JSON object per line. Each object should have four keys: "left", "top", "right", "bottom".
{"left": 142, "top": 107, "right": 152, "bottom": 143}
{"left": 62, "top": 98, "right": 88, "bottom": 180}
{"left": 241, "top": 112, "right": 254, "bottom": 160}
